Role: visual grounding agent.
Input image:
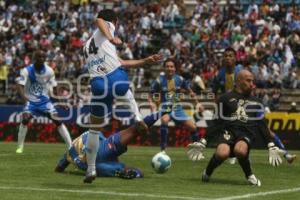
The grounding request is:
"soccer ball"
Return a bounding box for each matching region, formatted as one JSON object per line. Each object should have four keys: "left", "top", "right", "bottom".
{"left": 151, "top": 152, "right": 171, "bottom": 173}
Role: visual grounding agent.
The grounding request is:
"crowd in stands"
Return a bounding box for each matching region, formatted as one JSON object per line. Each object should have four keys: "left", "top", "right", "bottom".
{"left": 1, "top": 0, "right": 300, "bottom": 110}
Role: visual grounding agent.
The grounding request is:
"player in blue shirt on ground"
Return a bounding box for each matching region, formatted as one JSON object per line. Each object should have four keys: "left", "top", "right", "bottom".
{"left": 55, "top": 109, "right": 170, "bottom": 179}
{"left": 15, "top": 51, "right": 72, "bottom": 153}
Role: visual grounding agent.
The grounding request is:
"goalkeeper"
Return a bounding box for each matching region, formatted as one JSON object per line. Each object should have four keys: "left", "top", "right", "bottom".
{"left": 55, "top": 109, "right": 169, "bottom": 180}
{"left": 188, "top": 70, "right": 284, "bottom": 186}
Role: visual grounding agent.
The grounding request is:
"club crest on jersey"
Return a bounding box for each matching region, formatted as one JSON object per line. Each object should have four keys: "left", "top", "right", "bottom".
{"left": 29, "top": 82, "right": 43, "bottom": 96}
{"left": 223, "top": 130, "right": 231, "bottom": 140}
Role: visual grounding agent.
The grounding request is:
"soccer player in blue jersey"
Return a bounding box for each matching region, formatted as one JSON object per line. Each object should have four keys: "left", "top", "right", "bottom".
{"left": 15, "top": 51, "right": 72, "bottom": 153}
{"left": 55, "top": 109, "right": 170, "bottom": 179}
{"left": 83, "top": 9, "right": 162, "bottom": 183}
{"left": 148, "top": 58, "right": 202, "bottom": 154}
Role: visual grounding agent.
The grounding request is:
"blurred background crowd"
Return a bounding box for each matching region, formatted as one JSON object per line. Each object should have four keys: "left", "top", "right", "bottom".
{"left": 0, "top": 0, "right": 300, "bottom": 111}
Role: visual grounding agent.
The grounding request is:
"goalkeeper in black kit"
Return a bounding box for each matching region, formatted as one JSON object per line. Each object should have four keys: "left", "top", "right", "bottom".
{"left": 188, "top": 70, "right": 284, "bottom": 186}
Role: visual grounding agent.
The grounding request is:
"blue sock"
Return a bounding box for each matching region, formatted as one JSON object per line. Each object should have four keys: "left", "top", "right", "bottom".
{"left": 190, "top": 130, "right": 199, "bottom": 142}
{"left": 273, "top": 134, "right": 286, "bottom": 151}
{"left": 160, "top": 124, "right": 168, "bottom": 151}
{"left": 143, "top": 110, "right": 166, "bottom": 127}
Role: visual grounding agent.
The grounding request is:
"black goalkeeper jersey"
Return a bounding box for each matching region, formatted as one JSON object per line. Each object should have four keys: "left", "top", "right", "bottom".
{"left": 208, "top": 90, "right": 272, "bottom": 144}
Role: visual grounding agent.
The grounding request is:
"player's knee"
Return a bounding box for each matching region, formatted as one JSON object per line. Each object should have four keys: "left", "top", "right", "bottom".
{"left": 233, "top": 148, "right": 248, "bottom": 158}
{"left": 234, "top": 141, "right": 249, "bottom": 158}
{"left": 216, "top": 145, "right": 230, "bottom": 160}
{"left": 161, "top": 115, "right": 170, "bottom": 124}
{"left": 187, "top": 123, "right": 197, "bottom": 132}
{"left": 215, "top": 151, "right": 230, "bottom": 160}
{"left": 161, "top": 118, "right": 169, "bottom": 124}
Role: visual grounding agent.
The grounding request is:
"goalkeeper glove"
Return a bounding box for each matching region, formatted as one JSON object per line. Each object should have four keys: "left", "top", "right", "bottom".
{"left": 187, "top": 138, "right": 207, "bottom": 161}
{"left": 268, "top": 142, "right": 285, "bottom": 167}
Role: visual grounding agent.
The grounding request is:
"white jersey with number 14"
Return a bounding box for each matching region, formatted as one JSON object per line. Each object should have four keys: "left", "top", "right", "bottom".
{"left": 83, "top": 21, "right": 121, "bottom": 78}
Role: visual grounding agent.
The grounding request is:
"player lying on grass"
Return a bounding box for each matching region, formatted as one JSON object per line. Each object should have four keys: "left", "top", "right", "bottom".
{"left": 55, "top": 108, "right": 170, "bottom": 179}
{"left": 188, "top": 70, "right": 285, "bottom": 186}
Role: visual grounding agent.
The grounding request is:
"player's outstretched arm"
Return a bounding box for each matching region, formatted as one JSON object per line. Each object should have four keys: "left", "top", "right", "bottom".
{"left": 119, "top": 54, "right": 163, "bottom": 68}
{"left": 96, "top": 18, "right": 122, "bottom": 45}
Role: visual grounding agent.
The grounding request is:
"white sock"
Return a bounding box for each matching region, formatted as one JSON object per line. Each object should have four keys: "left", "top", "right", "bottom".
{"left": 125, "top": 90, "right": 142, "bottom": 121}
{"left": 57, "top": 124, "right": 72, "bottom": 149}
{"left": 17, "top": 124, "right": 28, "bottom": 149}
{"left": 86, "top": 130, "right": 99, "bottom": 173}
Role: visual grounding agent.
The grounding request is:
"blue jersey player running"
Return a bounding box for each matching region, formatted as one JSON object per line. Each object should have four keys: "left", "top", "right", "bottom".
{"left": 15, "top": 51, "right": 72, "bottom": 153}
{"left": 83, "top": 9, "right": 162, "bottom": 183}
{"left": 148, "top": 58, "right": 204, "bottom": 154}
{"left": 55, "top": 109, "right": 170, "bottom": 179}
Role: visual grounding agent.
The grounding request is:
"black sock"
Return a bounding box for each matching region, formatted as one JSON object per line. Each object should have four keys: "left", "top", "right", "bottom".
{"left": 205, "top": 154, "right": 224, "bottom": 176}
{"left": 238, "top": 157, "right": 252, "bottom": 178}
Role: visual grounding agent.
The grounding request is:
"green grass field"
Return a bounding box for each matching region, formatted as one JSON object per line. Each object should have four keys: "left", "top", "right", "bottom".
{"left": 0, "top": 142, "right": 299, "bottom": 200}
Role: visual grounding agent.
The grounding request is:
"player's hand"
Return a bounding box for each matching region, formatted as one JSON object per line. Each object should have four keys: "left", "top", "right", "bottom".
{"left": 187, "top": 138, "right": 207, "bottom": 161}
{"left": 109, "top": 37, "right": 122, "bottom": 46}
{"left": 268, "top": 142, "right": 284, "bottom": 167}
{"left": 145, "top": 54, "right": 163, "bottom": 65}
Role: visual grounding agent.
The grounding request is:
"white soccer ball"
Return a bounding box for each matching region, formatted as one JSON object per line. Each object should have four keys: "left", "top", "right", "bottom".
{"left": 151, "top": 152, "right": 171, "bottom": 173}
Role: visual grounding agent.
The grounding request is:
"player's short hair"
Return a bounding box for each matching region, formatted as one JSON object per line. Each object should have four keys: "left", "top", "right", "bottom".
{"left": 224, "top": 47, "right": 236, "bottom": 55}
{"left": 34, "top": 50, "right": 46, "bottom": 60}
{"left": 163, "top": 58, "right": 176, "bottom": 67}
{"left": 97, "top": 9, "right": 118, "bottom": 24}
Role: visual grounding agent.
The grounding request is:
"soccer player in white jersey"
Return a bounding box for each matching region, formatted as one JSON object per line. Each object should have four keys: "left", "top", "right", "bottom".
{"left": 15, "top": 51, "right": 72, "bottom": 153}
{"left": 83, "top": 9, "right": 162, "bottom": 183}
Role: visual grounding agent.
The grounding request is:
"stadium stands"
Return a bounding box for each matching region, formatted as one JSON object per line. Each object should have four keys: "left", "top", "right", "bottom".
{"left": 0, "top": 0, "right": 300, "bottom": 112}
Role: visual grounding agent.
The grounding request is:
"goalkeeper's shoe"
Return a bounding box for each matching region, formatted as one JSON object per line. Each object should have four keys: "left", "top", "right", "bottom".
{"left": 285, "top": 153, "right": 296, "bottom": 164}
{"left": 247, "top": 174, "right": 261, "bottom": 187}
{"left": 83, "top": 170, "right": 96, "bottom": 184}
{"left": 16, "top": 147, "right": 23, "bottom": 154}
{"left": 201, "top": 170, "right": 210, "bottom": 183}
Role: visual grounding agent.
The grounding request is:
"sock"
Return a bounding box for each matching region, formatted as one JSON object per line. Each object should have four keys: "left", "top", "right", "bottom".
{"left": 143, "top": 110, "right": 166, "bottom": 127}
{"left": 57, "top": 124, "right": 72, "bottom": 149}
{"left": 86, "top": 130, "right": 100, "bottom": 173}
{"left": 17, "top": 123, "right": 28, "bottom": 149}
{"left": 124, "top": 90, "right": 142, "bottom": 122}
{"left": 160, "top": 124, "right": 168, "bottom": 151}
{"left": 190, "top": 130, "right": 199, "bottom": 142}
{"left": 205, "top": 154, "right": 224, "bottom": 176}
{"left": 273, "top": 134, "right": 286, "bottom": 151}
{"left": 238, "top": 157, "right": 253, "bottom": 178}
